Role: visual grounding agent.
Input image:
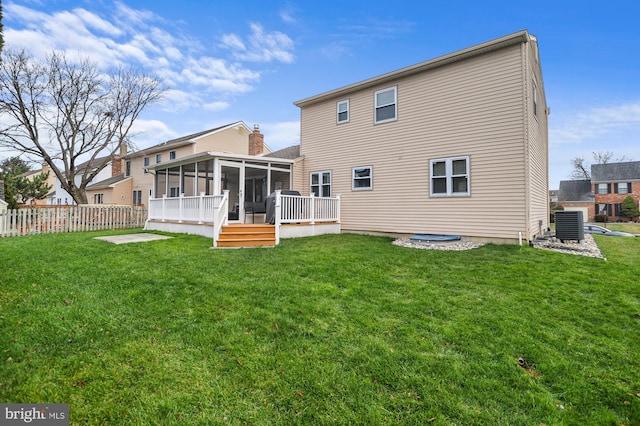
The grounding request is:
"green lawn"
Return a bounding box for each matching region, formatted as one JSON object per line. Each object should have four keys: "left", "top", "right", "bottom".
{"left": 1, "top": 231, "right": 639, "bottom": 425}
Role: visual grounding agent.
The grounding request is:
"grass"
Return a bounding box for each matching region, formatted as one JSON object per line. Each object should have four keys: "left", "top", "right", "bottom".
{"left": 1, "top": 230, "right": 639, "bottom": 425}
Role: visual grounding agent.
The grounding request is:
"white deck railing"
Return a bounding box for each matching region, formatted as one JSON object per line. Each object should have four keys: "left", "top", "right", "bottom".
{"left": 274, "top": 191, "right": 340, "bottom": 245}
{"left": 147, "top": 191, "right": 339, "bottom": 246}
{"left": 278, "top": 193, "right": 340, "bottom": 224}
{"left": 148, "top": 193, "right": 225, "bottom": 224}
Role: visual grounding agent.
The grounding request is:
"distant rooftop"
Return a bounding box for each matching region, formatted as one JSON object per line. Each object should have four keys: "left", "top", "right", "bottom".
{"left": 265, "top": 145, "right": 300, "bottom": 160}
{"left": 591, "top": 161, "right": 640, "bottom": 182}
{"left": 557, "top": 179, "right": 594, "bottom": 202}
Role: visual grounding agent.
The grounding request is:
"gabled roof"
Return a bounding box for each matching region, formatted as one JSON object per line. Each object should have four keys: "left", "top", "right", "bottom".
{"left": 125, "top": 121, "right": 252, "bottom": 159}
{"left": 557, "top": 179, "right": 594, "bottom": 202}
{"left": 86, "top": 174, "right": 130, "bottom": 190}
{"left": 265, "top": 145, "right": 301, "bottom": 160}
{"left": 591, "top": 161, "right": 640, "bottom": 182}
{"left": 294, "top": 30, "right": 533, "bottom": 107}
{"left": 75, "top": 155, "right": 111, "bottom": 173}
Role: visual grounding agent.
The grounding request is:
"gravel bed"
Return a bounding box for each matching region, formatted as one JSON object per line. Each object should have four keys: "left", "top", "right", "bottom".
{"left": 393, "top": 233, "right": 605, "bottom": 259}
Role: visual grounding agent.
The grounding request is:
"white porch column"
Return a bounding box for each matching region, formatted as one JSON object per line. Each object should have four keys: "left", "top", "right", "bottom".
{"left": 310, "top": 192, "right": 315, "bottom": 225}
{"left": 178, "top": 193, "right": 184, "bottom": 223}
{"left": 336, "top": 194, "right": 341, "bottom": 223}
{"left": 161, "top": 194, "right": 166, "bottom": 222}
{"left": 198, "top": 192, "right": 205, "bottom": 224}
{"left": 275, "top": 189, "right": 281, "bottom": 245}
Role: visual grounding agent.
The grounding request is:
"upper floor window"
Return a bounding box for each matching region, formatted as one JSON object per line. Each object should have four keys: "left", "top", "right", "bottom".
{"left": 596, "top": 183, "right": 610, "bottom": 194}
{"left": 156, "top": 154, "right": 162, "bottom": 164}
{"left": 144, "top": 157, "right": 150, "bottom": 174}
{"left": 532, "top": 80, "right": 538, "bottom": 117}
{"left": 352, "top": 166, "right": 372, "bottom": 191}
{"left": 310, "top": 171, "right": 331, "bottom": 197}
{"left": 374, "top": 86, "right": 397, "bottom": 124}
{"left": 94, "top": 194, "right": 104, "bottom": 204}
{"left": 170, "top": 150, "right": 177, "bottom": 160}
{"left": 615, "top": 182, "right": 630, "bottom": 194}
{"left": 430, "top": 156, "right": 470, "bottom": 197}
{"left": 125, "top": 160, "right": 131, "bottom": 177}
{"left": 337, "top": 100, "right": 349, "bottom": 124}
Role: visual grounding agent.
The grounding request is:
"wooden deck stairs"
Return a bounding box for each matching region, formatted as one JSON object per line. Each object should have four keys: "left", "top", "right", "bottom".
{"left": 216, "top": 224, "right": 276, "bottom": 248}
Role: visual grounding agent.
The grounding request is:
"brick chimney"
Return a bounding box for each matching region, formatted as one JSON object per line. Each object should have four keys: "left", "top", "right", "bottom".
{"left": 111, "top": 144, "right": 127, "bottom": 176}
{"left": 248, "top": 124, "right": 264, "bottom": 156}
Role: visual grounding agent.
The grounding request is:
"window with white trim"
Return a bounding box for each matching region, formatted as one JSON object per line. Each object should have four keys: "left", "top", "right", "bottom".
{"left": 374, "top": 86, "right": 397, "bottom": 124}
{"left": 94, "top": 193, "right": 104, "bottom": 204}
{"left": 430, "top": 156, "right": 470, "bottom": 196}
{"left": 616, "top": 182, "right": 630, "bottom": 194}
{"left": 310, "top": 171, "right": 331, "bottom": 197}
{"left": 170, "top": 150, "right": 177, "bottom": 160}
{"left": 156, "top": 153, "right": 162, "bottom": 163}
{"left": 337, "top": 100, "right": 349, "bottom": 124}
{"left": 596, "top": 183, "right": 610, "bottom": 194}
{"left": 125, "top": 160, "right": 131, "bottom": 177}
{"left": 144, "top": 156, "right": 150, "bottom": 173}
{"left": 133, "top": 190, "right": 142, "bottom": 205}
{"left": 170, "top": 187, "right": 180, "bottom": 198}
{"left": 352, "top": 166, "right": 372, "bottom": 191}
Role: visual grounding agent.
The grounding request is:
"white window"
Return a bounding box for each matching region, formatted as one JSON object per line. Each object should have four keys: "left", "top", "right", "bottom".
{"left": 430, "top": 156, "right": 470, "bottom": 197}
{"left": 616, "top": 182, "right": 629, "bottom": 194}
{"left": 352, "top": 166, "right": 372, "bottom": 191}
{"left": 533, "top": 80, "right": 538, "bottom": 117}
{"left": 170, "top": 150, "right": 177, "bottom": 160}
{"left": 169, "top": 187, "right": 180, "bottom": 198}
{"left": 597, "top": 183, "right": 609, "bottom": 194}
{"left": 125, "top": 160, "right": 131, "bottom": 177}
{"left": 374, "top": 86, "right": 397, "bottom": 124}
{"left": 310, "top": 171, "right": 331, "bottom": 197}
{"left": 144, "top": 157, "right": 150, "bottom": 174}
{"left": 133, "top": 190, "right": 142, "bottom": 205}
{"left": 337, "top": 100, "right": 349, "bottom": 124}
{"left": 156, "top": 154, "right": 162, "bottom": 164}
{"left": 94, "top": 194, "right": 104, "bottom": 204}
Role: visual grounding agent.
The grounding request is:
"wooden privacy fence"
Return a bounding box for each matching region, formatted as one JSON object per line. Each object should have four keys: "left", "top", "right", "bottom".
{"left": 0, "top": 205, "right": 148, "bottom": 237}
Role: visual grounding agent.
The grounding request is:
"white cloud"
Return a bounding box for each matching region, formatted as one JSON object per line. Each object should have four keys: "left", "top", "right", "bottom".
{"left": 222, "top": 23, "right": 295, "bottom": 64}
{"left": 260, "top": 121, "right": 300, "bottom": 151}
{"left": 203, "top": 101, "right": 231, "bottom": 112}
{"left": 550, "top": 101, "right": 640, "bottom": 145}
{"left": 279, "top": 8, "right": 298, "bottom": 25}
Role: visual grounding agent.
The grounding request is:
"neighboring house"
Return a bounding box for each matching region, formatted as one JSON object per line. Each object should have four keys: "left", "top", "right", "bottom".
{"left": 293, "top": 29, "right": 549, "bottom": 243}
{"left": 14, "top": 163, "right": 57, "bottom": 206}
{"left": 591, "top": 161, "right": 640, "bottom": 221}
{"left": 106, "top": 121, "right": 271, "bottom": 208}
{"left": 549, "top": 189, "right": 558, "bottom": 203}
{"left": 556, "top": 179, "right": 594, "bottom": 221}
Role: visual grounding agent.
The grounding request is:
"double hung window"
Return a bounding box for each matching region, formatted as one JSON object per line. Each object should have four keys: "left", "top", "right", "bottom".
{"left": 430, "top": 156, "right": 470, "bottom": 196}
{"left": 310, "top": 171, "right": 331, "bottom": 197}
{"left": 337, "top": 100, "right": 349, "bottom": 124}
{"left": 352, "top": 166, "right": 372, "bottom": 190}
{"left": 374, "top": 86, "right": 397, "bottom": 124}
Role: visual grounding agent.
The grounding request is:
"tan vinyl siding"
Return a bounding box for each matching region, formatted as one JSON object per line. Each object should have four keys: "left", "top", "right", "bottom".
{"left": 300, "top": 43, "right": 534, "bottom": 240}
{"left": 525, "top": 39, "right": 549, "bottom": 239}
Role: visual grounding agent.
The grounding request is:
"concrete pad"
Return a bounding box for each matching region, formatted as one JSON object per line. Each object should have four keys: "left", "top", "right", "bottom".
{"left": 94, "top": 233, "right": 173, "bottom": 245}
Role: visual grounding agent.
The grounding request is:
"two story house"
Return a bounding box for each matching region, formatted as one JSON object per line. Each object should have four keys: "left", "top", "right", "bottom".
{"left": 293, "top": 29, "right": 549, "bottom": 243}
{"left": 85, "top": 122, "right": 272, "bottom": 208}
{"left": 591, "top": 161, "right": 640, "bottom": 220}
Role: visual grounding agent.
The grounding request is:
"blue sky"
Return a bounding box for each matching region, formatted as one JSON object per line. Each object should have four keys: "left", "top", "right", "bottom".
{"left": 3, "top": 0, "right": 640, "bottom": 188}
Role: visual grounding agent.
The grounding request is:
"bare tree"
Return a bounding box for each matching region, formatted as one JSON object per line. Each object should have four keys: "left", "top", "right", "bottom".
{"left": 0, "top": 49, "right": 164, "bottom": 203}
{"left": 569, "top": 156, "right": 591, "bottom": 179}
{"left": 570, "top": 151, "right": 633, "bottom": 180}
